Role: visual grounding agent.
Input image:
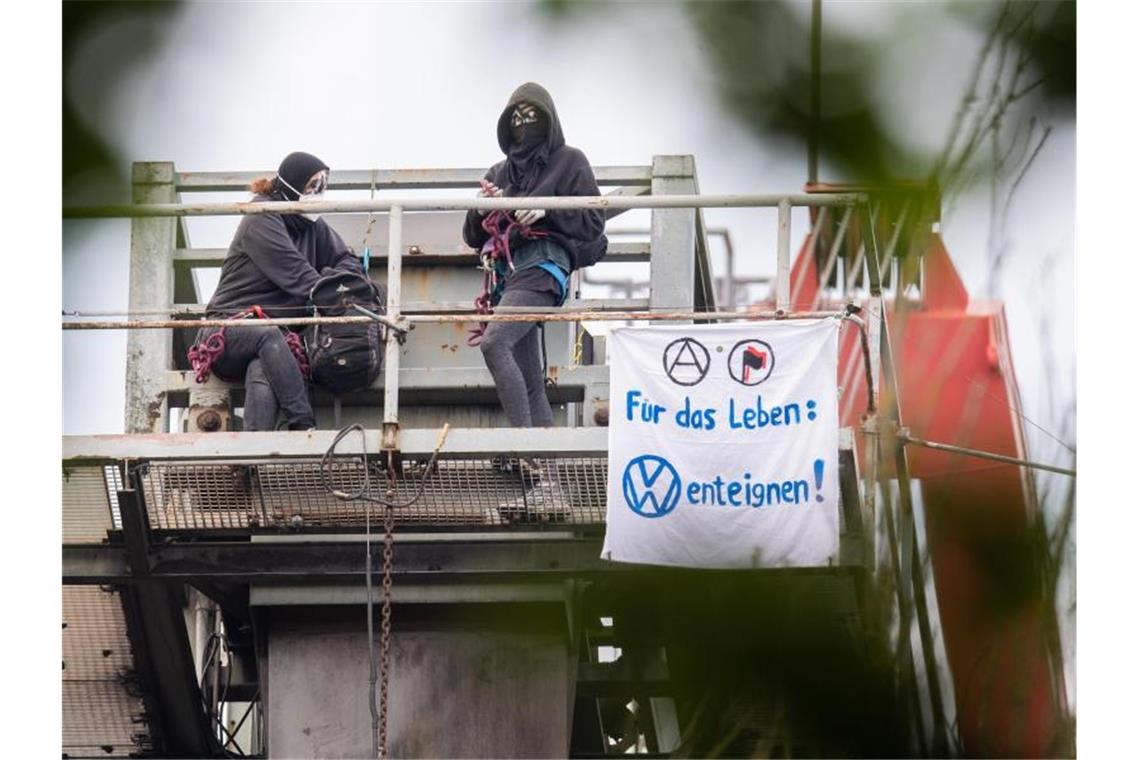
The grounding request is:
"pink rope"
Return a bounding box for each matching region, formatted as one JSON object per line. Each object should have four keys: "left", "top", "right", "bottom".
{"left": 187, "top": 305, "right": 311, "bottom": 383}
{"left": 466, "top": 203, "right": 548, "bottom": 347}
{"left": 188, "top": 329, "right": 228, "bottom": 383}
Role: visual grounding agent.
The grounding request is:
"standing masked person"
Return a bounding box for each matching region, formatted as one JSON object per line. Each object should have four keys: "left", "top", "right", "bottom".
{"left": 460, "top": 82, "right": 611, "bottom": 517}
{"left": 462, "top": 82, "right": 607, "bottom": 513}
{"left": 189, "top": 151, "right": 363, "bottom": 431}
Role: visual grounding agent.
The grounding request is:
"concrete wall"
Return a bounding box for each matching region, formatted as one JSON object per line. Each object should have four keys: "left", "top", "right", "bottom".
{"left": 266, "top": 605, "right": 574, "bottom": 759}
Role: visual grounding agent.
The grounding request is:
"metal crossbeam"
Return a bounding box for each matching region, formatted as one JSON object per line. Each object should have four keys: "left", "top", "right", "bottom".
{"left": 64, "top": 538, "right": 618, "bottom": 584}
{"left": 63, "top": 540, "right": 868, "bottom": 585}
{"left": 173, "top": 166, "right": 654, "bottom": 192}
{"left": 64, "top": 192, "right": 865, "bottom": 219}
{"left": 164, "top": 364, "right": 610, "bottom": 396}
{"left": 172, "top": 241, "right": 653, "bottom": 266}
{"left": 64, "top": 427, "right": 609, "bottom": 462}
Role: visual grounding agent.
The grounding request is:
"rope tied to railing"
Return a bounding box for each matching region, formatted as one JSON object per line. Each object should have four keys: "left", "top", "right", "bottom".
{"left": 466, "top": 200, "right": 549, "bottom": 347}
{"left": 186, "top": 305, "right": 310, "bottom": 384}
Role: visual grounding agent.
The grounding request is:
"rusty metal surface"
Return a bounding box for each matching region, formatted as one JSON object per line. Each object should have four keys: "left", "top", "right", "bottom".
{"left": 63, "top": 192, "right": 866, "bottom": 220}
{"left": 66, "top": 307, "right": 841, "bottom": 331}
{"left": 137, "top": 456, "right": 608, "bottom": 531}
{"left": 173, "top": 166, "right": 653, "bottom": 192}
{"left": 62, "top": 586, "right": 153, "bottom": 758}
{"left": 172, "top": 240, "right": 651, "bottom": 265}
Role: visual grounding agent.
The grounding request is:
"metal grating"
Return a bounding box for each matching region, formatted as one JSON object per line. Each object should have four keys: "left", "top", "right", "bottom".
{"left": 62, "top": 586, "right": 153, "bottom": 758}
{"left": 136, "top": 456, "right": 609, "bottom": 530}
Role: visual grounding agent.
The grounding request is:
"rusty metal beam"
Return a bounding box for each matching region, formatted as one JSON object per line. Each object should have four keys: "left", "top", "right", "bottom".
{"left": 173, "top": 166, "right": 654, "bottom": 192}
{"left": 163, "top": 364, "right": 610, "bottom": 397}
{"left": 66, "top": 308, "right": 843, "bottom": 331}
{"left": 172, "top": 240, "right": 653, "bottom": 266}
{"left": 63, "top": 192, "right": 866, "bottom": 220}
{"left": 63, "top": 426, "right": 609, "bottom": 462}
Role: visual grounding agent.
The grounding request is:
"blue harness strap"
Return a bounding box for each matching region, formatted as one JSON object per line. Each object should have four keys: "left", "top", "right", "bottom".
{"left": 536, "top": 261, "right": 570, "bottom": 306}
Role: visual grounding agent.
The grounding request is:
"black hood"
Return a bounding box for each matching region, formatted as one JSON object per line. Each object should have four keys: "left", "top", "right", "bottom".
{"left": 271, "top": 151, "right": 328, "bottom": 233}
{"left": 496, "top": 82, "right": 565, "bottom": 155}
{"left": 273, "top": 151, "right": 329, "bottom": 200}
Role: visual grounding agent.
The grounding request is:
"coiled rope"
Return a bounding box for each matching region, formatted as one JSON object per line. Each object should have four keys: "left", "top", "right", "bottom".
{"left": 465, "top": 200, "right": 548, "bottom": 347}
{"left": 187, "top": 305, "right": 310, "bottom": 383}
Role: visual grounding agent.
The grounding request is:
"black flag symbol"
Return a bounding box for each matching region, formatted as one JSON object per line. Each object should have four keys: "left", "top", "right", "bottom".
{"left": 742, "top": 346, "right": 767, "bottom": 382}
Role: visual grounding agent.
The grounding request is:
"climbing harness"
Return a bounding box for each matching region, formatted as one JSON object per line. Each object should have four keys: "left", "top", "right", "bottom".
{"left": 465, "top": 193, "right": 550, "bottom": 347}
{"left": 187, "top": 305, "right": 309, "bottom": 383}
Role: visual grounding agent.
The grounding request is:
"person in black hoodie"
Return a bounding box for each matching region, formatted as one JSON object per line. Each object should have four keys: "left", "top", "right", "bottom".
{"left": 191, "top": 151, "right": 362, "bottom": 431}
{"left": 462, "top": 82, "right": 607, "bottom": 432}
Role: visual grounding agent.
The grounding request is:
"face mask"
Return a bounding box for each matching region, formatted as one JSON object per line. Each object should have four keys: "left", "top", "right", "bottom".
{"left": 299, "top": 191, "right": 324, "bottom": 221}
{"left": 279, "top": 171, "right": 329, "bottom": 221}
{"left": 510, "top": 104, "right": 547, "bottom": 145}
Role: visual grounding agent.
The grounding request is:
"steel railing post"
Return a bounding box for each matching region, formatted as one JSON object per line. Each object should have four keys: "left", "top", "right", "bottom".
{"left": 649, "top": 156, "right": 697, "bottom": 315}
{"left": 776, "top": 198, "right": 792, "bottom": 312}
{"left": 382, "top": 205, "right": 403, "bottom": 451}
{"left": 125, "top": 162, "right": 177, "bottom": 433}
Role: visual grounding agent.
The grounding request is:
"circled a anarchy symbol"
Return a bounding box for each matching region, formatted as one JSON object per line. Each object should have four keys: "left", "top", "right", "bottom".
{"left": 662, "top": 337, "right": 710, "bottom": 386}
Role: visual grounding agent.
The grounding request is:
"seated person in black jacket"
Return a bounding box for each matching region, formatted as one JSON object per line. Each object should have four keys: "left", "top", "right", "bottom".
{"left": 462, "top": 82, "right": 607, "bottom": 431}
{"left": 193, "top": 151, "right": 362, "bottom": 431}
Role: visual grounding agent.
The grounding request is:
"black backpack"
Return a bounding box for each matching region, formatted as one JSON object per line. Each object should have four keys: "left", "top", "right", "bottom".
{"left": 305, "top": 270, "right": 387, "bottom": 394}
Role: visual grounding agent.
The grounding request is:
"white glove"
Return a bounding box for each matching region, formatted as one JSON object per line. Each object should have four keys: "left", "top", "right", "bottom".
{"left": 475, "top": 182, "right": 502, "bottom": 216}
{"left": 514, "top": 208, "right": 546, "bottom": 226}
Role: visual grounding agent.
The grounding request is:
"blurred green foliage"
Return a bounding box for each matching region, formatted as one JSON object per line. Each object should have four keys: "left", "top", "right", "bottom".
{"left": 63, "top": 1, "right": 182, "bottom": 204}
{"left": 542, "top": 0, "right": 1075, "bottom": 185}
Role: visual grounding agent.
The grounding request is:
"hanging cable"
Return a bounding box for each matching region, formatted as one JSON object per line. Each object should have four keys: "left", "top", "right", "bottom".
{"left": 899, "top": 433, "right": 1076, "bottom": 477}
{"left": 964, "top": 377, "right": 1076, "bottom": 455}
{"left": 319, "top": 422, "right": 450, "bottom": 759}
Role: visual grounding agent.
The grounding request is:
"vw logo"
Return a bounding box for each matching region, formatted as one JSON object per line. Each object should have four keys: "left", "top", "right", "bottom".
{"left": 622, "top": 455, "right": 682, "bottom": 518}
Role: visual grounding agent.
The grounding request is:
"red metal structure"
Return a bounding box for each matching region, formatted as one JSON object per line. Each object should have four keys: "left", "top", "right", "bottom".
{"left": 786, "top": 187, "right": 1071, "bottom": 756}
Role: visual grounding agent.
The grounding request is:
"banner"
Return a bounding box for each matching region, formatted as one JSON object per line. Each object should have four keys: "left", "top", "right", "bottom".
{"left": 601, "top": 318, "right": 840, "bottom": 569}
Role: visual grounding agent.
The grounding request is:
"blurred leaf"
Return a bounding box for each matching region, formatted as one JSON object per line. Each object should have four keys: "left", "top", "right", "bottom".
{"left": 539, "top": 0, "right": 1075, "bottom": 186}
{"left": 63, "top": 1, "right": 182, "bottom": 203}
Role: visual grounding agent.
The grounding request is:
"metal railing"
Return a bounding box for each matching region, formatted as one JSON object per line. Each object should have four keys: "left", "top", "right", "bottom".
{"left": 64, "top": 188, "right": 872, "bottom": 452}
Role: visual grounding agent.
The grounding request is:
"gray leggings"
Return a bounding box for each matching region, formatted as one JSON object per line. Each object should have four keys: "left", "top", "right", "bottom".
{"left": 479, "top": 287, "right": 558, "bottom": 427}
{"left": 201, "top": 324, "right": 315, "bottom": 431}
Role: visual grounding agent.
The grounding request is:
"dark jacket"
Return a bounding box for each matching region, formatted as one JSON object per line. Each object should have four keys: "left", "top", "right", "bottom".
{"left": 462, "top": 82, "right": 607, "bottom": 270}
{"left": 206, "top": 198, "right": 361, "bottom": 319}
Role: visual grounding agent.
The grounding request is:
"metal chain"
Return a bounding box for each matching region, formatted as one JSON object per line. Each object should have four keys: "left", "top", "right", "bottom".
{"left": 377, "top": 451, "right": 398, "bottom": 759}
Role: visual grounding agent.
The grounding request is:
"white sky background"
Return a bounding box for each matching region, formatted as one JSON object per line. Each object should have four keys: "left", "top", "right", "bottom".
{"left": 56, "top": 0, "right": 1082, "bottom": 730}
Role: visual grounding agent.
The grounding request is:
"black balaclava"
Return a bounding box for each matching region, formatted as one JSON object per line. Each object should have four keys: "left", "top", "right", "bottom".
{"left": 272, "top": 151, "right": 329, "bottom": 233}
{"left": 495, "top": 83, "right": 566, "bottom": 194}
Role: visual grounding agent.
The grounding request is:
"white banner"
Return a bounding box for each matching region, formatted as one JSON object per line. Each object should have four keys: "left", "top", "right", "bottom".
{"left": 601, "top": 318, "right": 841, "bottom": 569}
